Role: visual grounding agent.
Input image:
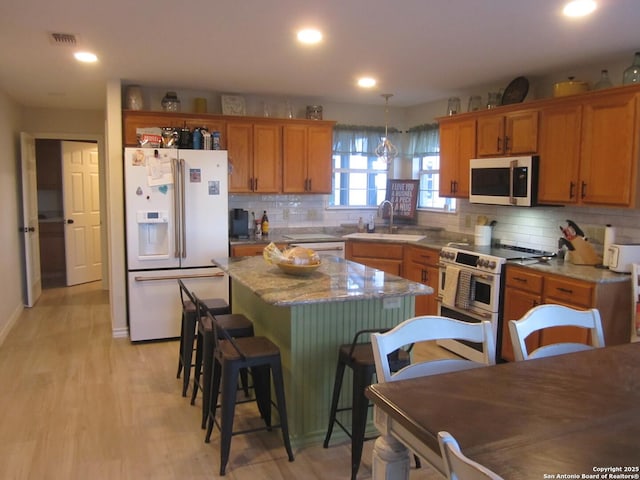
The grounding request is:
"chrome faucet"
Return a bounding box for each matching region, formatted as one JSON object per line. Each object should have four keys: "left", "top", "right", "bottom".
{"left": 378, "top": 200, "right": 394, "bottom": 233}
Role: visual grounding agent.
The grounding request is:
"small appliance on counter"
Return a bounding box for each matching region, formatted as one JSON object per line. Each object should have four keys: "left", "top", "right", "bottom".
{"left": 608, "top": 244, "right": 640, "bottom": 273}
{"left": 230, "top": 209, "right": 249, "bottom": 239}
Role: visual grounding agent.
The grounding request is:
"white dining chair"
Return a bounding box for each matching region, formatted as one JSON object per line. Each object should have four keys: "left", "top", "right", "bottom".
{"left": 438, "top": 431, "right": 504, "bottom": 480}
{"left": 508, "top": 304, "right": 605, "bottom": 361}
{"left": 371, "top": 315, "right": 495, "bottom": 384}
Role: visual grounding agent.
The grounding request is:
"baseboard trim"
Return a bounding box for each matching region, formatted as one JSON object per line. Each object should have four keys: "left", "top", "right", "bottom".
{"left": 112, "top": 327, "right": 129, "bottom": 339}
{"left": 0, "top": 303, "right": 24, "bottom": 347}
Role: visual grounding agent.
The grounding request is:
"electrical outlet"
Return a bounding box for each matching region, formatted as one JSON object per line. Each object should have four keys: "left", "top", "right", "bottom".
{"left": 383, "top": 297, "right": 401, "bottom": 309}
{"left": 283, "top": 208, "right": 290, "bottom": 220}
{"left": 464, "top": 215, "right": 471, "bottom": 228}
{"left": 307, "top": 209, "right": 317, "bottom": 220}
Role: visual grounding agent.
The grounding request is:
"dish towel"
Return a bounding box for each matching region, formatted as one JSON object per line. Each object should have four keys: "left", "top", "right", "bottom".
{"left": 442, "top": 266, "right": 460, "bottom": 307}
{"left": 455, "top": 270, "right": 473, "bottom": 310}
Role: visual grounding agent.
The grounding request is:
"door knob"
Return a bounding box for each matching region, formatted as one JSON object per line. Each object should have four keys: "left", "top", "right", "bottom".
{"left": 66, "top": 219, "right": 75, "bottom": 224}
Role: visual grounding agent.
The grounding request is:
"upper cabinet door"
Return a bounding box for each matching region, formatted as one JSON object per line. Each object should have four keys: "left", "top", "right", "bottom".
{"left": 477, "top": 111, "right": 538, "bottom": 156}
{"left": 476, "top": 115, "right": 505, "bottom": 156}
{"left": 506, "top": 111, "right": 538, "bottom": 155}
{"left": 306, "top": 125, "right": 333, "bottom": 193}
{"left": 252, "top": 123, "right": 282, "bottom": 193}
{"left": 439, "top": 118, "right": 476, "bottom": 198}
{"left": 537, "top": 103, "right": 582, "bottom": 204}
{"left": 580, "top": 91, "right": 638, "bottom": 206}
{"left": 282, "top": 124, "right": 308, "bottom": 193}
{"left": 226, "top": 121, "right": 254, "bottom": 193}
{"left": 282, "top": 123, "right": 334, "bottom": 193}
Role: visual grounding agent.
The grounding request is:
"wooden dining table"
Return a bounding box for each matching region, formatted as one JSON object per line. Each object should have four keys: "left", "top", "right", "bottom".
{"left": 366, "top": 342, "right": 640, "bottom": 479}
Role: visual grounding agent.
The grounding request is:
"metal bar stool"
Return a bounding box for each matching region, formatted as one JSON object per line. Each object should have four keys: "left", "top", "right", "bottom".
{"left": 191, "top": 311, "right": 254, "bottom": 428}
{"left": 177, "top": 279, "right": 230, "bottom": 397}
{"left": 323, "top": 328, "right": 412, "bottom": 480}
{"left": 196, "top": 295, "right": 294, "bottom": 476}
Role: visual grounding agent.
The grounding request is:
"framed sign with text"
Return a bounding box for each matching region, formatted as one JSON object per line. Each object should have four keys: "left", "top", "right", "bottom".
{"left": 384, "top": 179, "right": 419, "bottom": 221}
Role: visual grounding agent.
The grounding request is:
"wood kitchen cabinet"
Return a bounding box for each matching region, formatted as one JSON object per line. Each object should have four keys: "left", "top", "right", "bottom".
{"left": 403, "top": 246, "right": 439, "bottom": 315}
{"left": 579, "top": 89, "right": 639, "bottom": 206}
{"left": 501, "top": 266, "right": 543, "bottom": 362}
{"left": 230, "top": 243, "right": 286, "bottom": 257}
{"left": 538, "top": 88, "right": 640, "bottom": 206}
{"left": 227, "top": 121, "right": 281, "bottom": 193}
{"left": 438, "top": 84, "right": 640, "bottom": 207}
{"left": 122, "top": 111, "right": 336, "bottom": 195}
{"left": 439, "top": 117, "right": 476, "bottom": 197}
{"left": 476, "top": 110, "right": 538, "bottom": 157}
{"left": 345, "top": 241, "right": 404, "bottom": 276}
{"left": 501, "top": 264, "right": 631, "bottom": 362}
{"left": 537, "top": 103, "right": 583, "bottom": 203}
{"left": 282, "top": 122, "right": 334, "bottom": 193}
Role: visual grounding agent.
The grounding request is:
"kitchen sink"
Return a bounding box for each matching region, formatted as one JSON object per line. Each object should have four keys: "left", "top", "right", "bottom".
{"left": 342, "top": 232, "right": 426, "bottom": 242}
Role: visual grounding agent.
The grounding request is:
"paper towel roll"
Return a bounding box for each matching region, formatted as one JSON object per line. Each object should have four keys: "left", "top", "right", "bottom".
{"left": 603, "top": 224, "right": 616, "bottom": 266}
{"left": 474, "top": 225, "right": 492, "bottom": 246}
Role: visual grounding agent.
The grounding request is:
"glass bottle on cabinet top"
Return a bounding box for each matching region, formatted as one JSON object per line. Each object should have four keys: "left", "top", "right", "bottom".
{"left": 161, "top": 91, "right": 181, "bottom": 112}
{"left": 594, "top": 69, "right": 613, "bottom": 90}
{"left": 623, "top": 52, "right": 640, "bottom": 85}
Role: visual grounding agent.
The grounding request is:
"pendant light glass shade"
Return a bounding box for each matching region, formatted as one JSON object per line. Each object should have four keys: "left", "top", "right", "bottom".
{"left": 375, "top": 94, "right": 398, "bottom": 164}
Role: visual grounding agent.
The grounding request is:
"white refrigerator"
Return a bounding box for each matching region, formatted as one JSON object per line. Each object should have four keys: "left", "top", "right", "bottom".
{"left": 124, "top": 147, "right": 229, "bottom": 341}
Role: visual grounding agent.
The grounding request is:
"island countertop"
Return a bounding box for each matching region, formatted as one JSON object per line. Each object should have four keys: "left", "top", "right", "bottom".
{"left": 212, "top": 255, "right": 432, "bottom": 307}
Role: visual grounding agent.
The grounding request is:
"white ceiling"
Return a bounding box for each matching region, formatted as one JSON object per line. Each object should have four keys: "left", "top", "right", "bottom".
{"left": 1, "top": 0, "right": 639, "bottom": 110}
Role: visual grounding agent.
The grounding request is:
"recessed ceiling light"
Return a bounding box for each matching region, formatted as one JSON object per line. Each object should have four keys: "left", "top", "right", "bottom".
{"left": 357, "top": 77, "right": 377, "bottom": 88}
{"left": 563, "top": 0, "right": 596, "bottom": 17}
{"left": 297, "top": 28, "right": 322, "bottom": 44}
{"left": 74, "top": 51, "right": 98, "bottom": 63}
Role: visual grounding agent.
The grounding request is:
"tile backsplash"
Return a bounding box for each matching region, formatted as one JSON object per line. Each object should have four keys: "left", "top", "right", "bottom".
{"left": 230, "top": 194, "right": 640, "bottom": 254}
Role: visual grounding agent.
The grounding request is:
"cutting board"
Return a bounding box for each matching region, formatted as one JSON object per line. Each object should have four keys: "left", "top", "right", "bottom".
{"left": 565, "top": 237, "right": 601, "bottom": 265}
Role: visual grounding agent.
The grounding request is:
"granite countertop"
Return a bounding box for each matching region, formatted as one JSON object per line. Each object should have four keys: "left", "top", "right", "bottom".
{"left": 507, "top": 258, "right": 630, "bottom": 284}
{"left": 212, "top": 255, "right": 433, "bottom": 306}
{"left": 229, "top": 227, "right": 630, "bottom": 285}
{"left": 229, "top": 225, "right": 448, "bottom": 246}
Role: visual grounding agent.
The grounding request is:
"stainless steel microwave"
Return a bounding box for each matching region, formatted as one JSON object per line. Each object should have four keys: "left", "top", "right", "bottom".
{"left": 469, "top": 155, "right": 539, "bottom": 206}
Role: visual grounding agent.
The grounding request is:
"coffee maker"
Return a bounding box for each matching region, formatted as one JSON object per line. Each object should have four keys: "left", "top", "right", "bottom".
{"left": 229, "top": 209, "right": 249, "bottom": 238}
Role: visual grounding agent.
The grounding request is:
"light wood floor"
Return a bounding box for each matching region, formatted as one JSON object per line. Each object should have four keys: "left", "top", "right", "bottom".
{"left": 0, "top": 282, "right": 448, "bottom": 479}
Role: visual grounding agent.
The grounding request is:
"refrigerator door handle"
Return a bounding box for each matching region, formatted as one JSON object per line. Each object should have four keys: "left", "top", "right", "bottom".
{"left": 134, "top": 271, "right": 225, "bottom": 282}
{"left": 172, "top": 158, "right": 181, "bottom": 258}
{"left": 180, "top": 158, "right": 187, "bottom": 258}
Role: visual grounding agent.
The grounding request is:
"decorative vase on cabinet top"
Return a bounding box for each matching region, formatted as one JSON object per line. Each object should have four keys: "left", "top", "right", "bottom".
{"left": 126, "top": 85, "right": 144, "bottom": 110}
{"left": 623, "top": 52, "right": 640, "bottom": 85}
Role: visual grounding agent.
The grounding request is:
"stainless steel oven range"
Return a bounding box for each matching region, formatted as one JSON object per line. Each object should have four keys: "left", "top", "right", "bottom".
{"left": 437, "top": 244, "right": 553, "bottom": 362}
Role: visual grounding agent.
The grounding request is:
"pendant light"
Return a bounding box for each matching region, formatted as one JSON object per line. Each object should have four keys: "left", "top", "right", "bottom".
{"left": 375, "top": 93, "right": 398, "bottom": 165}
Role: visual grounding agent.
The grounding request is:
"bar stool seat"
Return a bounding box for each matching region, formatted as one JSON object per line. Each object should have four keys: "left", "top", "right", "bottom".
{"left": 323, "top": 329, "right": 412, "bottom": 480}
{"left": 191, "top": 313, "right": 254, "bottom": 428}
{"left": 196, "top": 296, "right": 294, "bottom": 476}
{"left": 177, "top": 279, "right": 230, "bottom": 397}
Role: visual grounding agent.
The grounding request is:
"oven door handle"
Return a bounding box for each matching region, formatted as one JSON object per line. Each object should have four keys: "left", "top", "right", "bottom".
{"left": 438, "top": 267, "right": 493, "bottom": 281}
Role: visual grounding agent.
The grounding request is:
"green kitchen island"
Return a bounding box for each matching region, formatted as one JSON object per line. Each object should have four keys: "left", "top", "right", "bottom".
{"left": 212, "top": 255, "right": 432, "bottom": 446}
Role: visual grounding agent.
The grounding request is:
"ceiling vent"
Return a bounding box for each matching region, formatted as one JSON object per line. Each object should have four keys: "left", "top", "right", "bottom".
{"left": 49, "top": 32, "right": 78, "bottom": 46}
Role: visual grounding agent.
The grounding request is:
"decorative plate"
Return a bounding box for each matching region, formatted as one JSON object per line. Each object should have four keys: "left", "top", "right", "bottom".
{"left": 221, "top": 95, "right": 246, "bottom": 116}
{"left": 501, "top": 76, "right": 529, "bottom": 105}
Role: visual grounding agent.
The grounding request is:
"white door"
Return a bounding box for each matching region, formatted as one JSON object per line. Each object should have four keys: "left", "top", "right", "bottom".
{"left": 20, "top": 133, "right": 42, "bottom": 307}
{"left": 62, "top": 141, "right": 102, "bottom": 286}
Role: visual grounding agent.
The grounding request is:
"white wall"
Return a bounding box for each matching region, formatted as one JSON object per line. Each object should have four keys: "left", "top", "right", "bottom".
{"left": 0, "top": 90, "right": 25, "bottom": 344}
